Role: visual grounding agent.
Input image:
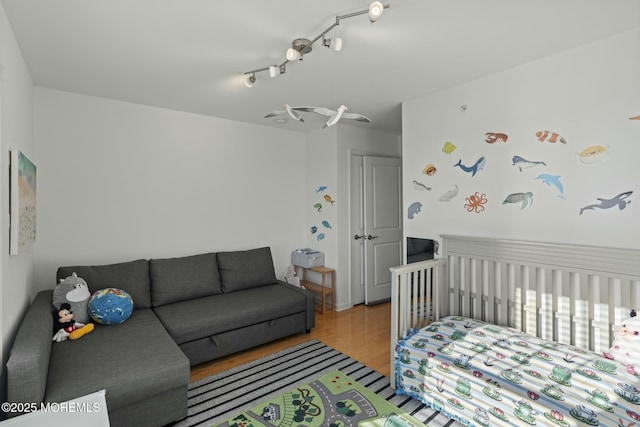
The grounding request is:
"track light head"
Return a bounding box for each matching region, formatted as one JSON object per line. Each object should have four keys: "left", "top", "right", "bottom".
{"left": 323, "top": 37, "right": 343, "bottom": 52}
{"left": 269, "top": 65, "right": 279, "bottom": 78}
{"left": 368, "top": 1, "right": 384, "bottom": 22}
{"left": 244, "top": 73, "right": 256, "bottom": 88}
{"left": 286, "top": 48, "right": 301, "bottom": 61}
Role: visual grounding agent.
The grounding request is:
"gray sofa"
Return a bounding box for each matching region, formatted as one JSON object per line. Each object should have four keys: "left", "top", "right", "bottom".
{"left": 6, "top": 247, "right": 315, "bottom": 427}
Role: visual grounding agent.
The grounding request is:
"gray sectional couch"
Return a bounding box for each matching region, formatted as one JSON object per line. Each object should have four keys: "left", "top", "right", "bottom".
{"left": 6, "top": 247, "right": 315, "bottom": 427}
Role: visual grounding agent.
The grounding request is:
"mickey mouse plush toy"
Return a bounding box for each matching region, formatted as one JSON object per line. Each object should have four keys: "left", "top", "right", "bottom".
{"left": 603, "top": 309, "right": 640, "bottom": 376}
{"left": 52, "top": 302, "right": 95, "bottom": 342}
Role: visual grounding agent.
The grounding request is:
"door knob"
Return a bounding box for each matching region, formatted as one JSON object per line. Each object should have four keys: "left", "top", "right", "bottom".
{"left": 354, "top": 234, "right": 366, "bottom": 240}
{"left": 367, "top": 235, "right": 378, "bottom": 240}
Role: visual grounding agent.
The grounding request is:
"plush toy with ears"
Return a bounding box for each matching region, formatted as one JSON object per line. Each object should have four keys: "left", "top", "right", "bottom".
{"left": 53, "top": 272, "right": 92, "bottom": 324}
{"left": 603, "top": 309, "right": 640, "bottom": 376}
{"left": 52, "top": 302, "right": 95, "bottom": 342}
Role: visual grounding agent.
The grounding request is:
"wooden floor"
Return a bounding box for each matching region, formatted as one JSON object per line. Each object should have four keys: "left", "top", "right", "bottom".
{"left": 190, "top": 302, "right": 391, "bottom": 382}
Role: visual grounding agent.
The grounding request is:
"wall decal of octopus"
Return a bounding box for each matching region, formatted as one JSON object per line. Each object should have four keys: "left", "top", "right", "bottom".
{"left": 485, "top": 132, "right": 508, "bottom": 144}
{"left": 464, "top": 192, "right": 488, "bottom": 213}
{"left": 503, "top": 192, "right": 534, "bottom": 209}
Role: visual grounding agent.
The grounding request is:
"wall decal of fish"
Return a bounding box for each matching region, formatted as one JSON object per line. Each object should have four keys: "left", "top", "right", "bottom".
{"left": 536, "top": 130, "right": 567, "bottom": 144}
{"left": 503, "top": 192, "right": 534, "bottom": 209}
{"left": 439, "top": 184, "right": 459, "bottom": 202}
{"left": 317, "top": 233, "right": 325, "bottom": 241}
{"left": 310, "top": 226, "right": 318, "bottom": 234}
{"left": 315, "top": 186, "right": 327, "bottom": 193}
{"left": 313, "top": 203, "right": 323, "bottom": 212}
{"left": 485, "top": 133, "right": 508, "bottom": 144}
{"left": 454, "top": 157, "right": 486, "bottom": 177}
{"left": 512, "top": 155, "right": 547, "bottom": 172}
{"left": 408, "top": 201, "right": 422, "bottom": 219}
{"left": 442, "top": 141, "right": 457, "bottom": 154}
{"left": 324, "top": 195, "right": 336, "bottom": 206}
{"left": 412, "top": 180, "right": 431, "bottom": 191}
{"left": 321, "top": 220, "right": 332, "bottom": 229}
{"left": 629, "top": 115, "right": 640, "bottom": 120}
{"left": 535, "top": 174, "right": 565, "bottom": 198}
{"left": 579, "top": 191, "right": 632, "bottom": 215}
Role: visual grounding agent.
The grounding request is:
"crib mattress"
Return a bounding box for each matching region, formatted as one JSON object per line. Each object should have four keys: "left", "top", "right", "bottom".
{"left": 395, "top": 316, "right": 640, "bottom": 427}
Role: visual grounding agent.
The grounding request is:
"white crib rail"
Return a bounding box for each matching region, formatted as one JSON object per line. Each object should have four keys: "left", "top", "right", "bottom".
{"left": 390, "top": 258, "right": 446, "bottom": 389}
{"left": 390, "top": 235, "right": 640, "bottom": 390}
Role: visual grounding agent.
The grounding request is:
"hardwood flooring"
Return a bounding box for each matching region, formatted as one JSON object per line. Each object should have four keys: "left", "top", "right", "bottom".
{"left": 189, "top": 302, "right": 391, "bottom": 382}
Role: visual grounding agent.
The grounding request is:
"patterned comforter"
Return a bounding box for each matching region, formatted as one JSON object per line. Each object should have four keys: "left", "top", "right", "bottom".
{"left": 395, "top": 316, "right": 640, "bottom": 427}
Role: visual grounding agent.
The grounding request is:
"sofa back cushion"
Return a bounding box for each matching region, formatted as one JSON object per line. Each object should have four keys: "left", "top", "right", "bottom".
{"left": 217, "top": 247, "right": 277, "bottom": 293}
{"left": 150, "top": 252, "right": 221, "bottom": 307}
{"left": 57, "top": 259, "right": 151, "bottom": 309}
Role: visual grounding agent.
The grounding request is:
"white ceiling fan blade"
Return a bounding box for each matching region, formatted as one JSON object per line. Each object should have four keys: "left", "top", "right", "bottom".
{"left": 291, "top": 106, "right": 335, "bottom": 117}
{"left": 264, "top": 110, "right": 285, "bottom": 118}
{"left": 341, "top": 112, "right": 372, "bottom": 123}
{"left": 284, "top": 104, "right": 304, "bottom": 122}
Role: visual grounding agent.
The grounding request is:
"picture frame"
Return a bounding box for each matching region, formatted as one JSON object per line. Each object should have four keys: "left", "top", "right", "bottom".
{"left": 10, "top": 149, "right": 37, "bottom": 254}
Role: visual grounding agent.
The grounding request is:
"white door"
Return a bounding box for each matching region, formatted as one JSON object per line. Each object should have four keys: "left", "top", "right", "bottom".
{"left": 350, "top": 155, "right": 402, "bottom": 305}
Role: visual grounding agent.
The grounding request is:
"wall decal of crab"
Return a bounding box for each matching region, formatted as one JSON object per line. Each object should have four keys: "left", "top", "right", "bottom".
{"left": 464, "top": 192, "right": 488, "bottom": 213}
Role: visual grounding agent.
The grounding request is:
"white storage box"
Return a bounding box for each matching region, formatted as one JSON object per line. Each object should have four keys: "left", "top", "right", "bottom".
{"left": 292, "top": 249, "right": 324, "bottom": 268}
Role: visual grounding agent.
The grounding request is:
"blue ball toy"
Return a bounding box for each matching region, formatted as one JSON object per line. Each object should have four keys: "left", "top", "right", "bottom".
{"left": 88, "top": 288, "right": 134, "bottom": 325}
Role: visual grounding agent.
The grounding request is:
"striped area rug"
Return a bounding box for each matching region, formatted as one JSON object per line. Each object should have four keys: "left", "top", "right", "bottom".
{"left": 173, "top": 339, "right": 462, "bottom": 427}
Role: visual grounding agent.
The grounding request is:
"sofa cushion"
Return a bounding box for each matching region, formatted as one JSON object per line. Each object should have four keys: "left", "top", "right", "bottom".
{"left": 45, "top": 308, "right": 189, "bottom": 411}
{"left": 153, "top": 283, "right": 306, "bottom": 345}
{"left": 150, "top": 252, "right": 221, "bottom": 307}
{"left": 217, "top": 247, "right": 277, "bottom": 293}
{"left": 57, "top": 259, "right": 152, "bottom": 309}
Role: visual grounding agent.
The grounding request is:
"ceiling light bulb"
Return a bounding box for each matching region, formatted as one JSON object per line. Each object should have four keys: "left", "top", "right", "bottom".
{"left": 286, "top": 48, "right": 301, "bottom": 61}
{"left": 368, "top": 1, "right": 384, "bottom": 22}
{"left": 269, "top": 65, "right": 279, "bottom": 78}
{"left": 324, "top": 37, "right": 343, "bottom": 52}
{"left": 244, "top": 74, "right": 256, "bottom": 88}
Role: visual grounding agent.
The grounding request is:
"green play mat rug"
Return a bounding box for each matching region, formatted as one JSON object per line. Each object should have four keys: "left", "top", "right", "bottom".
{"left": 213, "top": 369, "right": 423, "bottom": 427}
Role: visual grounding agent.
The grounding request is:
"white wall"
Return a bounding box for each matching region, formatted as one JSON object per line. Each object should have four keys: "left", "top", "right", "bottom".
{"left": 34, "top": 88, "right": 308, "bottom": 290}
{"left": 305, "top": 124, "right": 401, "bottom": 310}
{"left": 0, "top": 1, "right": 35, "bottom": 405}
{"left": 402, "top": 28, "right": 640, "bottom": 250}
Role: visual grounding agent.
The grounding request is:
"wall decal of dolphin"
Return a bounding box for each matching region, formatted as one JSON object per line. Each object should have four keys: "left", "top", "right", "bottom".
{"left": 535, "top": 174, "right": 565, "bottom": 198}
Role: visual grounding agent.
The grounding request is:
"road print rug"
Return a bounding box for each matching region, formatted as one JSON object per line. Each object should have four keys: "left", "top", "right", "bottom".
{"left": 213, "top": 369, "right": 423, "bottom": 427}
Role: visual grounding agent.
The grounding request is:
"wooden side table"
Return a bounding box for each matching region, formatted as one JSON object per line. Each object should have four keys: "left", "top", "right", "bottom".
{"left": 299, "top": 266, "right": 335, "bottom": 314}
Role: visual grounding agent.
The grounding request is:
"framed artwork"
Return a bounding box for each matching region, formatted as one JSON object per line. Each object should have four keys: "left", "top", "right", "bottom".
{"left": 10, "top": 150, "right": 37, "bottom": 254}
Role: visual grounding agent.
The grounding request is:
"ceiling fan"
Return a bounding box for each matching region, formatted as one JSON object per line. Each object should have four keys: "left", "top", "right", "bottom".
{"left": 264, "top": 104, "right": 372, "bottom": 129}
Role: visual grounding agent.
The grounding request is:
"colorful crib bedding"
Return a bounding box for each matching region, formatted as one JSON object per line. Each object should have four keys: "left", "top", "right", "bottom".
{"left": 395, "top": 316, "right": 640, "bottom": 427}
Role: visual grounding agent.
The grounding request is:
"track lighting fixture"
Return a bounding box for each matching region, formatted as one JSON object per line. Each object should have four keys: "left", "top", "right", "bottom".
{"left": 243, "top": 2, "right": 389, "bottom": 87}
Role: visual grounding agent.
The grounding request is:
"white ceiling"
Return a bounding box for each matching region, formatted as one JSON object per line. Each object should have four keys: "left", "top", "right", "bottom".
{"left": 3, "top": 0, "right": 639, "bottom": 133}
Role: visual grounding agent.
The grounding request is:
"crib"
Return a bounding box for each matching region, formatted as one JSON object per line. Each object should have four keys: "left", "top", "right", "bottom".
{"left": 390, "top": 235, "right": 640, "bottom": 426}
